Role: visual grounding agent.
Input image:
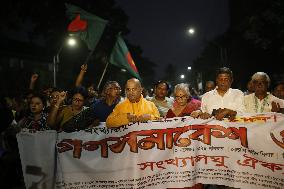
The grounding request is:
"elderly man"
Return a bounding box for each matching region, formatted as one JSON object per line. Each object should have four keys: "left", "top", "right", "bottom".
{"left": 92, "top": 81, "right": 122, "bottom": 122}
{"left": 147, "top": 80, "right": 174, "bottom": 117}
{"left": 244, "top": 72, "right": 284, "bottom": 113}
{"left": 106, "top": 78, "right": 160, "bottom": 128}
{"left": 192, "top": 67, "right": 245, "bottom": 120}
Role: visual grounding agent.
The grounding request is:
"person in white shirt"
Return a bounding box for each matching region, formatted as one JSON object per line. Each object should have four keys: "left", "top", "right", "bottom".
{"left": 244, "top": 72, "right": 284, "bottom": 113}
{"left": 191, "top": 67, "right": 245, "bottom": 120}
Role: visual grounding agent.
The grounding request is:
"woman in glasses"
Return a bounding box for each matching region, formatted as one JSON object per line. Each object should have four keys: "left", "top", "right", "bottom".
{"left": 48, "top": 87, "right": 91, "bottom": 131}
{"left": 166, "top": 83, "right": 201, "bottom": 118}
{"left": 166, "top": 84, "right": 203, "bottom": 189}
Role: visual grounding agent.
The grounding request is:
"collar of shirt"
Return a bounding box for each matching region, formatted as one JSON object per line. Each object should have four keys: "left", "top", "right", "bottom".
{"left": 212, "top": 88, "right": 232, "bottom": 97}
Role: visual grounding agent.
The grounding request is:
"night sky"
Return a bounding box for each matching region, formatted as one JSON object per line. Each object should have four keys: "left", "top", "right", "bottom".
{"left": 116, "top": 0, "right": 229, "bottom": 78}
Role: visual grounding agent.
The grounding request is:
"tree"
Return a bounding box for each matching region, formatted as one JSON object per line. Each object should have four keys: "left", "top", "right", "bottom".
{"left": 192, "top": 0, "right": 284, "bottom": 90}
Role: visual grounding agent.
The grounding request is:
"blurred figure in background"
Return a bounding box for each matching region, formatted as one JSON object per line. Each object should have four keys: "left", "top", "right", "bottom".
{"left": 273, "top": 82, "right": 284, "bottom": 100}
{"left": 244, "top": 79, "right": 254, "bottom": 95}
{"left": 204, "top": 81, "right": 215, "bottom": 93}
{"left": 147, "top": 80, "right": 174, "bottom": 117}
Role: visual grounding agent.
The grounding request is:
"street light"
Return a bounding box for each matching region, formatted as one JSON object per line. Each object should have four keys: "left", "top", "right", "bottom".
{"left": 180, "top": 74, "right": 185, "bottom": 79}
{"left": 188, "top": 28, "right": 195, "bottom": 35}
{"left": 53, "top": 36, "right": 77, "bottom": 87}
{"left": 186, "top": 27, "right": 227, "bottom": 67}
{"left": 67, "top": 38, "right": 77, "bottom": 46}
{"left": 187, "top": 66, "right": 192, "bottom": 70}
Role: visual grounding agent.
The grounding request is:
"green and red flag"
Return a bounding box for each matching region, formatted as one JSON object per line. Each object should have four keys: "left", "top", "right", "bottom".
{"left": 65, "top": 3, "right": 108, "bottom": 51}
{"left": 109, "top": 35, "right": 141, "bottom": 80}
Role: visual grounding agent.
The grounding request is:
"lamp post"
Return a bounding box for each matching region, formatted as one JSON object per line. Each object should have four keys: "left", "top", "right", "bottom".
{"left": 53, "top": 37, "right": 77, "bottom": 87}
{"left": 187, "top": 66, "right": 192, "bottom": 84}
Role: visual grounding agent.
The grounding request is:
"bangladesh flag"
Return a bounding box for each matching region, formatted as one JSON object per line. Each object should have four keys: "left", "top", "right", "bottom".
{"left": 66, "top": 3, "right": 108, "bottom": 51}
{"left": 109, "top": 35, "right": 141, "bottom": 80}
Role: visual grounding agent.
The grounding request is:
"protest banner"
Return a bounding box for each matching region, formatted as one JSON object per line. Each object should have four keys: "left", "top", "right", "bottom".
{"left": 17, "top": 113, "right": 284, "bottom": 189}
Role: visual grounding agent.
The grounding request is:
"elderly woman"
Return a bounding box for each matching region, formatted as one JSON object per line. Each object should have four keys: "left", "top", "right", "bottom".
{"left": 18, "top": 93, "right": 49, "bottom": 130}
{"left": 244, "top": 72, "right": 284, "bottom": 113}
{"left": 166, "top": 86, "right": 203, "bottom": 189}
{"left": 166, "top": 83, "right": 201, "bottom": 118}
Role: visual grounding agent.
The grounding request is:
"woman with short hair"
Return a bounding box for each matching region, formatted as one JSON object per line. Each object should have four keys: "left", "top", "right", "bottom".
{"left": 166, "top": 83, "right": 201, "bottom": 118}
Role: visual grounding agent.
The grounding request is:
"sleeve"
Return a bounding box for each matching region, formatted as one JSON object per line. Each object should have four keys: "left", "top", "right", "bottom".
{"left": 271, "top": 97, "right": 284, "bottom": 108}
{"left": 200, "top": 94, "right": 209, "bottom": 113}
{"left": 234, "top": 91, "right": 245, "bottom": 114}
{"left": 150, "top": 102, "right": 160, "bottom": 119}
{"left": 106, "top": 104, "right": 129, "bottom": 128}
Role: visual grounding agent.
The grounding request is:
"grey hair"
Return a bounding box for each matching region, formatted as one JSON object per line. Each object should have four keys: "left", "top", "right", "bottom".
{"left": 101, "top": 81, "right": 120, "bottom": 99}
{"left": 251, "top": 72, "right": 271, "bottom": 87}
{"left": 174, "top": 83, "right": 191, "bottom": 96}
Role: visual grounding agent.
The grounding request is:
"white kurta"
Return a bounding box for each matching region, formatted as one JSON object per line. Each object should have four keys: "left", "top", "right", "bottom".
{"left": 244, "top": 93, "right": 284, "bottom": 113}
{"left": 201, "top": 88, "right": 245, "bottom": 114}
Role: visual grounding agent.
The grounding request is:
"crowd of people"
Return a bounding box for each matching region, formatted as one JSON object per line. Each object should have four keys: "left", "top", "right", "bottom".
{"left": 0, "top": 65, "right": 284, "bottom": 188}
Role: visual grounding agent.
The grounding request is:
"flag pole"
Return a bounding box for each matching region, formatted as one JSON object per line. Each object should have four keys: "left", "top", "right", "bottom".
{"left": 97, "top": 58, "right": 110, "bottom": 90}
{"left": 83, "top": 48, "right": 95, "bottom": 65}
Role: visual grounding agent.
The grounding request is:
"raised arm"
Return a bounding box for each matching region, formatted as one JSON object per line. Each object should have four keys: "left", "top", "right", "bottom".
{"left": 29, "top": 73, "right": 39, "bottom": 90}
{"left": 75, "top": 64, "right": 88, "bottom": 87}
{"left": 47, "top": 91, "right": 66, "bottom": 129}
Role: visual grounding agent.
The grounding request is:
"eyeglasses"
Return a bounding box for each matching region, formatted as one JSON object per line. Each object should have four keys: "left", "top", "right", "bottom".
{"left": 72, "top": 98, "right": 84, "bottom": 102}
{"left": 175, "top": 95, "right": 188, "bottom": 100}
{"left": 108, "top": 87, "right": 121, "bottom": 91}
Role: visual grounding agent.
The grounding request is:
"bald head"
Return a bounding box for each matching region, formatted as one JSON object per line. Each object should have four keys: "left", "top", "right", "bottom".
{"left": 125, "top": 78, "right": 143, "bottom": 102}
{"left": 126, "top": 78, "right": 141, "bottom": 88}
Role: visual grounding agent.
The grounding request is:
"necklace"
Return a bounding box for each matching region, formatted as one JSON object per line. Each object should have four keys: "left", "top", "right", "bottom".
{"left": 254, "top": 95, "right": 268, "bottom": 113}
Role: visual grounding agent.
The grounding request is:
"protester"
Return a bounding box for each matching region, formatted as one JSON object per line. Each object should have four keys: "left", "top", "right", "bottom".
{"left": 47, "top": 87, "right": 90, "bottom": 131}
{"left": 147, "top": 80, "right": 174, "bottom": 117}
{"left": 166, "top": 83, "right": 201, "bottom": 118}
{"left": 75, "top": 64, "right": 98, "bottom": 107}
{"left": 191, "top": 67, "right": 245, "bottom": 120}
{"left": 204, "top": 80, "right": 216, "bottom": 93}
{"left": 244, "top": 72, "right": 284, "bottom": 113}
{"left": 273, "top": 82, "right": 284, "bottom": 100}
{"left": 106, "top": 78, "right": 160, "bottom": 128}
{"left": 92, "top": 81, "right": 122, "bottom": 122}
{"left": 244, "top": 79, "right": 254, "bottom": 95}
{"left": 17, "top": 92, "right": 49, "bottom": 131}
